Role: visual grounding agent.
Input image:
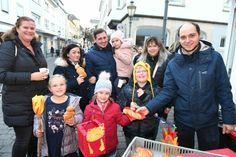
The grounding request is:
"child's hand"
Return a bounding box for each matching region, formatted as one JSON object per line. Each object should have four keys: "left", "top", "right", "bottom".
{"left": 130, "top": 102, "right": 138, "bottom": 110}
{"left": 36, "top": 129, "right": 43, "bottom": 138}
{"left": 65, "top": 117, "right": 76, "bottom": 126}
{"left": 137, "top": 88, "right": 144, "bottom": 97}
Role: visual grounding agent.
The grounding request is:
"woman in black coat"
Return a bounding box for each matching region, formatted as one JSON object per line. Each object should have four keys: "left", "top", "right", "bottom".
{"left": 0, "top": 16, "right": 49, "bottom": 157}
{"left": 132, "top": 36, "right": 174, "bottom": 134}
{"left": 53, "top": 44, "right": 90, "bottom": 112}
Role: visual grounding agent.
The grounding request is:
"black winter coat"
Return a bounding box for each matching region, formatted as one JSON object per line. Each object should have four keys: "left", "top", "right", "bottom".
{"left": 0, "top": 37, "right": 48, "bottom": 127}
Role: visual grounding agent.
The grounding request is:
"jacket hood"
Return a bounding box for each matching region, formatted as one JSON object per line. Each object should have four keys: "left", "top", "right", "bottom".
{"left": 54, "top": 57, "right": 69, "bottom": 67}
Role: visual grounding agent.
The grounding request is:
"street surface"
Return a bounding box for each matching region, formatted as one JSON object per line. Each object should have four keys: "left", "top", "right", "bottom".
{"left": 0, "top": 56, "right": 175, "bottom": 157}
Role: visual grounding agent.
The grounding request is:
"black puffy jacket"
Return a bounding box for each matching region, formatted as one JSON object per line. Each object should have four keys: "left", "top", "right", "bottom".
{"left": 0, "top": 37, "right": 48, "bottom": 127}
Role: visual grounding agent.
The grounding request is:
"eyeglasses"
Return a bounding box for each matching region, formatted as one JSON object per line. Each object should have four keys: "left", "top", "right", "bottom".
{"left": 136, "top": 70, "right": 147, "bottom": 74}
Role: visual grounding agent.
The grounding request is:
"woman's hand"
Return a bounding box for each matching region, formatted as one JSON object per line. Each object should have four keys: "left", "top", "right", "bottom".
{"left": 77, "top": 76, "right": 85, "bottom": 85}
{"left": 36, "top": 129, "right": 43, "bottom": 138}
{"left": 65, "top": 117, "right": 76, "bottom": 126}
{"left": 31, "top": 71, "right": 48, "bottom": 81}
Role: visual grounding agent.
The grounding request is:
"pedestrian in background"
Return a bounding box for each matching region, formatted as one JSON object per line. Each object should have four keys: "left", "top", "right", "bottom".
{"left": 110, "top": 30, "right": 133, "bottom": 98}
{"left": 133, "top": 36, "right": 173, "bottom": 135}
{"left": 34, "top": 74, "right": 83, "bottom": 157}
{"left": 0, "top": 16, "right": 49, "bottom": 157}
{"left": 53, "top": 44, "right": 90, "bottom": 112}
{"left": 85, "top": 28, "right": 117, "bottom": 100}
{"left": 83, "top": 71, "right": 131, "bottom": 157}
{"left": 118, "top": 61, "right": 161, "bottom": 146}
{"left": 137, "top": 22, "right": 236, "bottom": 151}
{"left": 50, "top": 46, "right": 54, "bottom": 57}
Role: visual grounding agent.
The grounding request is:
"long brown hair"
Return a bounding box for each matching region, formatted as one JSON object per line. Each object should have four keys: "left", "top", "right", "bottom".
{"left": 1, "top": 16, "right": 35, "bottom": 41}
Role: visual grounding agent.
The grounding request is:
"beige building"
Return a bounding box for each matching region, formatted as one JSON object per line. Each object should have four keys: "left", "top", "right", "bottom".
{"left": 0, "top": 0, "right": 81, "bottom": 55}
{"left": 98, "top": 0, "right": 230, "bottom": 55}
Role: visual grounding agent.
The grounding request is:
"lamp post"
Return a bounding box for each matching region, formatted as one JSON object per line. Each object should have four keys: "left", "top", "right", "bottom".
{"left": 127, "top": 1, "right": 136, "bottom": 38}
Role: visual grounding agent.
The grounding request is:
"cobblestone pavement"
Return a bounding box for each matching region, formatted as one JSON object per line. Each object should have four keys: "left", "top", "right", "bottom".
{"left": 0, "top": 56, "right": 175, "bottom": 157}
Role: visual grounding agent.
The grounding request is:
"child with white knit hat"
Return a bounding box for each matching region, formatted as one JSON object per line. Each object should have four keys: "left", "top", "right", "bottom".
{"left": 83, "top": 71, "right": 131, "bottom": 157}
{"left": 110, "top": 30, "right": 134, "bottom": 99}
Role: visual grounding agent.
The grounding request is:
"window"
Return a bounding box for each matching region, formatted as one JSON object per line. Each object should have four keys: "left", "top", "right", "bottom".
{"left": 1, "top": 0, "right": 9, "bottom": 13}
{"left": 223, "top": 0, "right": 230, "bottom": 11}
{"left": 44, "top": 19, "right": 49, "bottom": 29}
{"left": 117, "top": 0, "right": 125, "bottom": 9}
{"left": 220, "top": 37, "right": 226, "bottom": 47}
{"left": 31, "top": 12, "right": 41, "bottom": 26}
{"left": 51, "top": 23, "right": 55, "bottom": 32}
{"left": 16, "top": 4, "right": 24, "bottom": 16}
{"left": 200, "top": 31, "right": 207, "bottom": 40}
{"left": 44, "top": 1, "right": 49, "bottom": 11}
{"left": 169, "top": 0, "right": 185, "bottom": 6}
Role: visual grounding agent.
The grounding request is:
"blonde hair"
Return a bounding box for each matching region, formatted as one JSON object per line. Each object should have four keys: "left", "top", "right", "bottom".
{"left": 48, "top": 74, "right": 67, "bottom": 88}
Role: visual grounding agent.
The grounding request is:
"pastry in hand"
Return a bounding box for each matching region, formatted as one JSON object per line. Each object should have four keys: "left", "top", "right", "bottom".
{"left": 75, "top": 64, "right": 87, "bottom": 78}
{"left": 63, "top": 105, "right": 75, "bottom": 121}
{"left": 123, "top": 107, "right": 145, "bottom": 120}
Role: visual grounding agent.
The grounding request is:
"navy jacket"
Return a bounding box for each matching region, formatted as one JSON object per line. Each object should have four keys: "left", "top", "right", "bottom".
{"left": 146, "top": 41, "right": 236, "bottom": 129}
{"left": 0, "top": 37, "right": 48, "bottom": 127}
{"left": 85, "top": 43, "right": 117, "bottom": 98}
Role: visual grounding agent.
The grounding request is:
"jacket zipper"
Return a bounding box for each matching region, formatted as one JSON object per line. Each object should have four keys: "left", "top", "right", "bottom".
{"left": 199, "top": 71, "right": 202, "bottom": 89}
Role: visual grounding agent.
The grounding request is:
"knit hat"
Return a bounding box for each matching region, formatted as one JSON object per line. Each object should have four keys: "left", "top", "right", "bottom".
{"left": 133, "top": 61, "right": 152, "bottom": 84}
{"left": 132, "top": 61, "right": 154, "bottom": 101}
{"left": 110, "top": 30, "right": 124, "bottom": 43}
{"left": 94, "top": 71, "right": 112, "bottom": 94}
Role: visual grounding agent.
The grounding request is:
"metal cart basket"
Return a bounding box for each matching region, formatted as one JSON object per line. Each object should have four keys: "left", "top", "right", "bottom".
{"left": 122, "top": 137, "right": 228, "bottom": 157}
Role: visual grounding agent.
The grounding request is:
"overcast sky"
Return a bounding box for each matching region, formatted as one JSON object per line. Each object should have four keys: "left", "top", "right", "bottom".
{"left": 61, "top": 0, "right": 100, "bottom": 27}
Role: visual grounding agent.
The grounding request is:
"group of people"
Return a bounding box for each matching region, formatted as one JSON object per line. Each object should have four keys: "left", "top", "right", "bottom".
{"left": 0, "top": 16, "right": 235, "bottom": 157}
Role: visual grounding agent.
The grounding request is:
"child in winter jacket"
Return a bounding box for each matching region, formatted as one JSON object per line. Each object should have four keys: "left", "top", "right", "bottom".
{"left": 83, "top": 71, "right": 131, "bottom": 157}
{"left": 34, "top": 74, "right": 83, "bottom": 157}
{"left": 118, "top": 61, "right": 161, "bottom": 146}
{"left": 110, "top": 30, "right": 134, "bottom": 98}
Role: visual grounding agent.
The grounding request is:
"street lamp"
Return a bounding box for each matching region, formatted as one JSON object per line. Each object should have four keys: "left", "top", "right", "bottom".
{"left": 127, "top": 1, "right": 136, "bottom": 38}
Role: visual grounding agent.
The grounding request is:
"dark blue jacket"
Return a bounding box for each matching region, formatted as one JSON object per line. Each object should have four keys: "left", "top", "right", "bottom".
{"left": 0, "top": 37, "right": 48, "bottom": 127}
{"left": 146, "top": 41, "right": 236, "bottom": 129}
{"left": 85, "top": 43, "right": 117, "bottom": 98}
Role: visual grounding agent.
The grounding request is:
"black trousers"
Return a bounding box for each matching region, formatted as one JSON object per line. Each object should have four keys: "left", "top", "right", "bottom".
{"left": 12, "top": 125, "right": 33, "bottom": 157}
{"left": 175, "top": 121, "right": 219, "bottom": 151}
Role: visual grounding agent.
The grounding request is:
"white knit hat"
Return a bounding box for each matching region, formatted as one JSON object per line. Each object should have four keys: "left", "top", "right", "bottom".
{"left": 110, "top": 30, "right": 124, "bottom": 42}
{"left": 94, "top": 71, "right": 112, "bottom": 94}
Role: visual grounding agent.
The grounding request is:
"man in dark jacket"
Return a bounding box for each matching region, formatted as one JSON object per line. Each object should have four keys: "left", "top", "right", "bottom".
{"left": 136, "top": 22, "right": 236, "bottom": 151}
{"left": 85, "top": 28, "right": 117, "bottom": 99}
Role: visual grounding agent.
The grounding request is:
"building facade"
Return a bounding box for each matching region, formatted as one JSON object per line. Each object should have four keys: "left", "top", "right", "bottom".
{"left": 0, "top": 0, "right": 81, "bottom": 56}
{"left": 98, "top": 0, "right": 231, "bottom": 55}
{"left": 225, "top": 0, "right": 236, "bottom": 103}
